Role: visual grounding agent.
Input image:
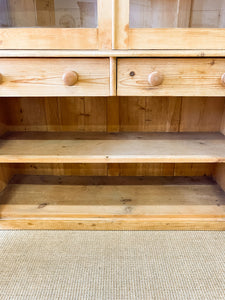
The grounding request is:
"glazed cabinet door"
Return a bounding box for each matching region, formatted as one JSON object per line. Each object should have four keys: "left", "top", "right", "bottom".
{"left": 0, "top": 0, "right": 112, "bottom": 49}
{"left": 115, "top": 0, "right": 225, "bottom": 49}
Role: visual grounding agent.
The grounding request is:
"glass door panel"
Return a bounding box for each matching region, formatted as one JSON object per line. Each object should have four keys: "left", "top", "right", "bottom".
{"left": 0, "top": 0, "right": 97, "bottom": 28}
{"left": 130, "top": 0, "right": 225, "bottom": 28}
{"left": 114, "top": 0, "right": 225, "bottom": 49}
{"left": 0, "top": 0, "right": 111, "bottom": 49}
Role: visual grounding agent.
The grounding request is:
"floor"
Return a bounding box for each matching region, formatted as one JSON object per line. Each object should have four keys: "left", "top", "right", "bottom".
{"left": 0, "top": 231, "right": 224, "bottom": 300}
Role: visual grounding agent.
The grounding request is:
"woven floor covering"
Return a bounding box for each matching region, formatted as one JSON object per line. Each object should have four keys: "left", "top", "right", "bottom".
{"left": 0, "top": 231, "right": 224, "bottom": 300}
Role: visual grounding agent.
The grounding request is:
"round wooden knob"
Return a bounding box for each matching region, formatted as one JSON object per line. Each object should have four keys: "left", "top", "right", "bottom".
{"left": 221, "top": 73, "right": 225, "bottom": 86}
{"left": 62, "top": 71, "right": 78, "bottom": 86}
{"left": 148, "top": 71, "right": 163, "bottom": 86}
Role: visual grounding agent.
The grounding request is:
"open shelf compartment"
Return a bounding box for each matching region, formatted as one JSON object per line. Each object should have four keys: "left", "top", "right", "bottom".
{"left": 0, "top": 164, "right": 224, "bottom": 230}
{"left": 0, "top": 96, "right": 224, "bottom": 230}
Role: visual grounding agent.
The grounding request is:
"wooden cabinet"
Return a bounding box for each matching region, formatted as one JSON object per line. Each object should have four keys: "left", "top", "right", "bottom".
{"left": 0, "top": 0, "right": 112, "bottom": 49}
{"left": 0, "top": 1, "right": 224, "bottom": 230}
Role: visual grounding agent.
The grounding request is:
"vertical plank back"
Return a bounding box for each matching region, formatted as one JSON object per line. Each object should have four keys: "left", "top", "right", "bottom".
{"left": 35, "top": 0, "right": 55, "bottom": 27}
{"left": 8, "top": 0, "right": 37, "bottom": 27}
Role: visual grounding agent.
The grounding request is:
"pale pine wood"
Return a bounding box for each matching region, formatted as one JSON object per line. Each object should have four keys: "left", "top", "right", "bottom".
{"left": 0, "top": 132, "right": 225, "bottom": 163}
{"left": 128, "top": 28, "right": 225, "bottom": 50}
{"left": 148, "top": 71, "right": 164, "bottom": 86}
{"left": 1, "top": 218, "right": 225, "bottom": 231}
{"left": 2, "top": 50, "right": 225, "bottom": 57}
{"left": 62, "top": 71, "right": 78, "bottom": 86}
{"left": 98, "top": 0, "right": 112, "bottom": 49}
{"left": 0, "top": 28, "right": 98, "bottom": 49}
{"left": 110, "top": 57, "right": 117, "bottom": 96}
{"left": 0, "top": 58, "right": 110, "bottom": 96}
{"left": 118, "top": 58, "right": 225, "bottom": 96}
{"left": 114, "top": 0, "right": 129, "bottom": 49}
{"left": 0, "top": 175, "right": 224, "bottom": 230}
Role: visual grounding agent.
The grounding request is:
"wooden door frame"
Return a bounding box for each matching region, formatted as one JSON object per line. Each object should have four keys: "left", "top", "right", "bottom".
{"left": 114, "top": 0, "right": 225, "bottom": 50}
{"left": 0, "top": 0, "right": 112, "bottom": 50}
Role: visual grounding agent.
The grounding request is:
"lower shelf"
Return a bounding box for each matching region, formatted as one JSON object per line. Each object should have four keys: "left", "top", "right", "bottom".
{"left": 0, "top": 175, "right": 224, "bottom": 230}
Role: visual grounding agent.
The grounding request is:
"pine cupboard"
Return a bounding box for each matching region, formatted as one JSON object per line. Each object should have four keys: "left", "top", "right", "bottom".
{"left": 0, "top": 0, "right": 224, "bottom": 230}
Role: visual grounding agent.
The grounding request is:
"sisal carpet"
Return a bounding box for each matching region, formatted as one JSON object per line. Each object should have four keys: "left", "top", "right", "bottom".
{"left": 0, "top": 231, "right": 224, "bottom": 300}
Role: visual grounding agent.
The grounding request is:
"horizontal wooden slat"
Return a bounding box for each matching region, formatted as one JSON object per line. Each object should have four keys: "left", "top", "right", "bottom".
{"left": 0, "top": 132, "right": 225, "bottom": 163}
{"left": 118, "top": 58, "right": 225, "bottom": 97}
{"left": 0, "top": 58, "right": 110, "bottom": 96}
{"left": 128, "top": 28, "right": 225, "bottom": 50}
{"left": 1, "top": 50, "right": 225, "bottom": 57}
{"left": 0, "top": 28, "right": 98, "bottom": 50}
{"left": 0, "top": 175, "right": 224, "bottom": 230}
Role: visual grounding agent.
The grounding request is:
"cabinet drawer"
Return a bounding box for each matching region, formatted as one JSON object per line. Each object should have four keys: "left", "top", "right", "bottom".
{"left": 118, "top": 58, "right": 225, "bottom": 97}
{"left": 0, "top": 58, "right": 110, "bottom": 97}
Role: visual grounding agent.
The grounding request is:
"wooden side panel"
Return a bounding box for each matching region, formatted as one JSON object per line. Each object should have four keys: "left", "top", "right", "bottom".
{"left": 0, "top": 164, "right": 14, "bottom": 192}
{"left": 220, "top": 104, "right": 225, "bottom": 135}
{"left": 0, "top": 100, "right": 7, "bottom": 136}
{"left": 214, "top": 164, "right": 225, "bottom": 192}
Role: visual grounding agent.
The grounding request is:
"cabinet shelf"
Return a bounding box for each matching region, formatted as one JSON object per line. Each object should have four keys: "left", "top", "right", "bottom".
{"left": 0, "top": 132, "right": 225, "bottom": 163}
{"left": 0, "top": 175, "right": 224, "bottom": 230}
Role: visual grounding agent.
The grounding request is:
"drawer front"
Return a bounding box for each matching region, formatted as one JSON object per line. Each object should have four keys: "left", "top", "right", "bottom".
{"left": 118, "top": 58, "right": 225, "bottom": 97}
{"left": 0, "top": 58, "right": 109, "bottom": 97}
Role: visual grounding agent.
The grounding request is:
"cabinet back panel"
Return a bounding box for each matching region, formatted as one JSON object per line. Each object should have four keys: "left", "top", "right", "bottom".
{"left": 10, "top": 163, "right": 215, "bottom": 177}
{"left": 0, "top": 97, "right": 224, "bottom": 133}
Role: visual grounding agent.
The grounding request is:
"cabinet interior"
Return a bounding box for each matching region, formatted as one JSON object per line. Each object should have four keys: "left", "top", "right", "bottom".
{"left": 0, "top": 96, "right": 224, "bottom": 229}
{"left": 130, "top": 0, "right": 225, "bottom": 28}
